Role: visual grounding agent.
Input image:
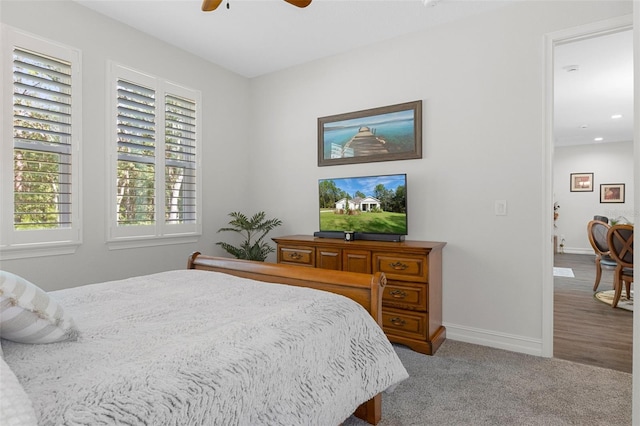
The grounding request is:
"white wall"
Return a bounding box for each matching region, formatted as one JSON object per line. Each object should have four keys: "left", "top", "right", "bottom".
{"left": 554, "top": 141, "right": 634, "bottom": 253}
{"left": 0, "top": 0, "right": 633, "bottom": 355}
{"left": 0, "top": 1, "right": 253, "bottom": 289}
{"left": 248, "top": 1, "right": 633, "bottom": 354}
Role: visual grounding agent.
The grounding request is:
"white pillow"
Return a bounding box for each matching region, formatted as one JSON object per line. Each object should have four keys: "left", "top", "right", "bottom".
{"left": 0, "top": 357, "right": 38, "bottom": 426}
{"left": 0, "top": 271, "right": 78, "bottom": 344}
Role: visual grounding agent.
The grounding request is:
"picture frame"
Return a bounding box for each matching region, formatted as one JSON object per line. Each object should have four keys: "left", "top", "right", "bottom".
{"left": 600, "top": 183, "right": 625, "bottom": 203}
{"left": 569, "top": 172, "right": 594, "bottom": 192}
{"left": 317, "top": 100, "right": 422, "bottom": 167}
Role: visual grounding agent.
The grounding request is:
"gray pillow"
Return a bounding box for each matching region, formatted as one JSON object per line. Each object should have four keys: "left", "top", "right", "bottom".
{"left": 0, "top": 271, "right": 78, "bottom": 344}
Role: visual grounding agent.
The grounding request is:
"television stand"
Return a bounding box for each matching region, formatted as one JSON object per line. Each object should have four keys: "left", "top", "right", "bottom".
{"left": 272, "top": 234, "right": 446, "bottom": 355}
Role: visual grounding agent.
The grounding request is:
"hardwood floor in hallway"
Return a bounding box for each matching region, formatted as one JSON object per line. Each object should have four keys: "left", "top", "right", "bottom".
{"left": 554, "top": 253, "right": 632, "bottom": 373}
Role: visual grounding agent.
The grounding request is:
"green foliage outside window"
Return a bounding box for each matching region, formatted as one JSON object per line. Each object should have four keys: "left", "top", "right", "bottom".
{"left": 117, "top": 161, "right": 155, "bottom": 225}
{"left": 14, "top": 149, "right": 65, "bottom": 229}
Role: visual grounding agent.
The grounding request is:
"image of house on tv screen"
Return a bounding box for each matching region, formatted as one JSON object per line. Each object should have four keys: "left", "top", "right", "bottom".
{"left": 318, "top": 174, "right": 408, "bottom": 235}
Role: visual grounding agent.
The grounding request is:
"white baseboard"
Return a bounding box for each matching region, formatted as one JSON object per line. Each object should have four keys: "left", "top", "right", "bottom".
{"left": 560, "top": 248, "right": 593, "bottom": 255}
{"left": 444, "top": 323, "right": 544, "bottom": 357}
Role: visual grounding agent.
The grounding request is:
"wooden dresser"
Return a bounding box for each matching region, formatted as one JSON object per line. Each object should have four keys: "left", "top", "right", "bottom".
{"left": 273, "top": 235, "right": 446, "bottom": 355}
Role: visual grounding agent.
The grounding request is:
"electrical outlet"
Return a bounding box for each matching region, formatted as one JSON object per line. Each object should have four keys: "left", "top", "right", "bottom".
{"left": 494, "top": 200, "right": 507, "bottom": 216}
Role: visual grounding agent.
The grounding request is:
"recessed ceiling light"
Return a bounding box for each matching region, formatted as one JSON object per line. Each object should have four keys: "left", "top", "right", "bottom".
{"left": 563, "top": 65, "right": 580, "bottom": 72}
{"left": 594, "top": 137, "right": 604, "bottom": 142}
{"left": 611, "top": 114, "right": 623, "bottom": 119}
{"left": 580, "top": 124, "right": 588, "bottom": 129}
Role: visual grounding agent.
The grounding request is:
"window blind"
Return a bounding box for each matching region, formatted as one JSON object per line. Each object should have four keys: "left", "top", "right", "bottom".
{"left": 13, "top": 48, "right": 72, "bottom": 230}
{"left": 109, "top": 63, "right": 200, "bottom": 244}
{"left": 165, "top": 94, "right": 196, "bottom": 224}
{"left": 116, "top": 79, "right": 156, "bottom": 226}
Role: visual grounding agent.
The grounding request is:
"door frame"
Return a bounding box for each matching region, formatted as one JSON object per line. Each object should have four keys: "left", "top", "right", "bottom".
{"left": 542, "top": 14, "right": 633, "bottom": 358}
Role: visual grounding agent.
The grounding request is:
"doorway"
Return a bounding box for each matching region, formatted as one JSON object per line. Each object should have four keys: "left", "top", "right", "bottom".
{"left": 546, "top": 16, "right": 633, "bottom": 367}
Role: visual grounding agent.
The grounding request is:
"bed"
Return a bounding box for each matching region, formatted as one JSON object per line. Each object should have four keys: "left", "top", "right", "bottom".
{"left": 0, "top": 252, "right": 408, "bottom": 426}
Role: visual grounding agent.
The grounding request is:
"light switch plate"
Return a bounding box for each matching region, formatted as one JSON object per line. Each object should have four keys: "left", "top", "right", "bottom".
{"left": 495, "top": 200, "right": 507, "bottom": 216}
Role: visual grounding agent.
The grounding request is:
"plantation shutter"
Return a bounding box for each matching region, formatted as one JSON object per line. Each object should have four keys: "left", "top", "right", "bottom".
{"left": 108, "top": 63, "right": 200, "bottom": 245}
{"left": 13, "top": 48, "right": 73, "bottom": 230}
{"left": 116, "top": 79, "right": 156, "bottom": 226}
{"left": 165, "top": 94, "right": 196, "bottom": 224}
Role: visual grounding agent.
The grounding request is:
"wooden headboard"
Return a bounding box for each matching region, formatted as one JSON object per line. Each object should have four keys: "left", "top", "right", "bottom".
{"left": 187, "top": 252, "right": 386, "bottom": 326}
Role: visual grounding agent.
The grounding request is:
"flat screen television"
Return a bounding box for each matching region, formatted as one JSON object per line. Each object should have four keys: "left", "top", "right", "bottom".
{"left": 315, "top": 173, "right": 407, "bottom": 242}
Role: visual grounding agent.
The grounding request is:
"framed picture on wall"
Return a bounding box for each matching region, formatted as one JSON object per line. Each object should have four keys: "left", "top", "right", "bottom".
{"left": 600, "top": 183, "right": 625, "bottom": 203}
{"left": 569, "top": 172, "right": 593, "bottom": 192}
{"left": 317, "top": 100, "right": 422, "bottom": 166}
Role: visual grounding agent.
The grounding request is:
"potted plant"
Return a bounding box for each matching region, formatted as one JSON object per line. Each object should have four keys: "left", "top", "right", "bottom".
{"left": 216, "top": 211, "right": 282, "bottom": 261}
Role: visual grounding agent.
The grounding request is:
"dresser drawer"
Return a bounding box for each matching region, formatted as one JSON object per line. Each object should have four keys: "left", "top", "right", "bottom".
{"left": 383, "top": 282, "right": 427, "bottom": 311}
{"left": 382, "top": 308, "right": 427, "bottom": 340}
{"left": 273, "top": 236, "right": 446, "bottom": 355}
{"left": 278, "top": 246, "right": 314, "bottom": 266}
{"left": 373, "top": 252, "right": 428, "bottom": 283}
{"left": 316, "top": 248, "right": 341, "bottom": 270}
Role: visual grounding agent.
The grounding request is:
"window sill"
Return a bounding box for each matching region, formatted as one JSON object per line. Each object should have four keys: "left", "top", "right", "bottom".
{"left": 106, "top": 234, "right": 200, "bottom": 250}
{"left": 0, "top": 242, "right": 80, "bottom": 261}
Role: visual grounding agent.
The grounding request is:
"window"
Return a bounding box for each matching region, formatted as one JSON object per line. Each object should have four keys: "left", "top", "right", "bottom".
{"left": 1, "top": 27, "right": 81, "bottom": 259}
{"left": 108, "top": 63, "right": 200, "bottom": 247}
{"left": 116, "top": 78, "right": 156, "bottom": 227}
{"left": 164, "top": 94, "right": 197, "bottom": 225}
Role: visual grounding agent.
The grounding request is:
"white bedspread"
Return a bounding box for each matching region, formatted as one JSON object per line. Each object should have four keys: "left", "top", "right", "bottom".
{"left": 2, "top": 269, "right": 408, "bottom": 425}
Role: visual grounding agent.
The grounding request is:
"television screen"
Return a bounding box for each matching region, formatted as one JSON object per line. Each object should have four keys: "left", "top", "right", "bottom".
{"left": 318, "top": 173, "right": 407, "bottom": 236}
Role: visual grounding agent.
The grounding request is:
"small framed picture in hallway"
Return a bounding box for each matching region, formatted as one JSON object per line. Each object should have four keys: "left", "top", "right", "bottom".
{"left": 600, "top": 183, "right": 625, "bottom": 203}
{"left": 569, "top": 172, "right": 593, "bottom": 192}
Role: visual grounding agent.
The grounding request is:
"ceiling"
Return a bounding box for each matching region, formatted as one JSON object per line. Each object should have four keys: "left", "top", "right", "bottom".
{"left": 73, "top": 0, "right": 633, "bottom": 147}
{"left": 554, "top": 29, "right": 633, "bottom": 147}
{"left": 74, "top": 0, "right": 515, "bottom": 78}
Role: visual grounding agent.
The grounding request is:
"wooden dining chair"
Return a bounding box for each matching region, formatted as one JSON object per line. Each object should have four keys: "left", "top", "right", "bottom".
{"left": 587, "top": 220, "right": 617, "bottom": 291}
{"left": 606, "top": 224, "right": 633, "bottom": 308}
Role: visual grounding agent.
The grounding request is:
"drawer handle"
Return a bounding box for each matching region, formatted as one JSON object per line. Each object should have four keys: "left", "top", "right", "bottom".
{"left": 389, "top": 261, "right": 409, "bottom": 270}
{"left": 390, "top": 317, "right": 406, "bottom": 326}
{"left": 389, "top": 289, "right": 407, "bottom": 299}
{"left": 289, "top": 252, "right": 303, "bottom": 260}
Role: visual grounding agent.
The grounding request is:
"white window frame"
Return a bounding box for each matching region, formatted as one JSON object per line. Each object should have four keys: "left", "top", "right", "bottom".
{"left": 107, "top": 62, "right": 202, "bottom": 249}
{"left": 0, "top": 26, "right": 82, "bottom": 260}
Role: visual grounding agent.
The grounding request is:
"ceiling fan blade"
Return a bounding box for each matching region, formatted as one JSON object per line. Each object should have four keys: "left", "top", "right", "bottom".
{"left": 202, "top": 0, "right": 223, "bottom": 12}
{"left": 284, "top": 0, "right": 312, "bottom": 8}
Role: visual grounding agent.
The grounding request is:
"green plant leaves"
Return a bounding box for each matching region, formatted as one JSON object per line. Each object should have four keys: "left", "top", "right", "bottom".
{"left": 216, "top": 211, "right": 282, "bottom": 261}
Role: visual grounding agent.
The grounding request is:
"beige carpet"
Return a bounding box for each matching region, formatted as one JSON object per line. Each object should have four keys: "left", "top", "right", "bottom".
{"left": 344, "top": 341, "right": 631, "bottom": 425}
{"left": 594, "top": 289, "right": 633, "bottom": 311}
